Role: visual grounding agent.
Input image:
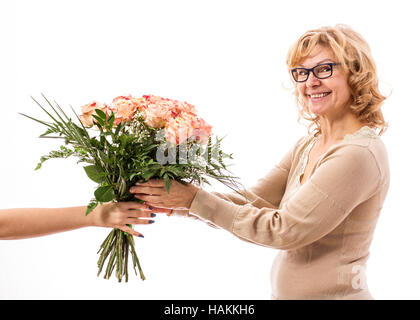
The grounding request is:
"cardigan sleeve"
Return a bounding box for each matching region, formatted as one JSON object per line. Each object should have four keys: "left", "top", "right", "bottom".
{"left": 171, "top": 136, "right": 304, "bottom": 224}
{"left": 189, "top": 143, "right": 382, "bottom": 250}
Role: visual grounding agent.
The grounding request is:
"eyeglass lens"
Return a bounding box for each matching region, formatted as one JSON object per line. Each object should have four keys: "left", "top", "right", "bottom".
{"left": 292, "top": 64, "right": 333, "bottom": 82}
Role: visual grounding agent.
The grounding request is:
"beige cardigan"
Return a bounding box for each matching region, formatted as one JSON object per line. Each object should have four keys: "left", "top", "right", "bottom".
{"left": 175, "top": 126, "right": 390, "bottom": 300}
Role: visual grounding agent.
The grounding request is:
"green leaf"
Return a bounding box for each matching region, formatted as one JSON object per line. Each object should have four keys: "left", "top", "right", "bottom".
{"left": 166, "top": 166, "right": 187, "bottom": 177}
{"left": 163, "top": 174, "right": 171, "bottom": 194}
{"left": 85, "top": 199, "right": 98, "bottom": 216}
{"left": 92, "top": 114, "right": 105, "bottom": 127}
{"left": 39, "top": 127, "right": 57, "bottom": 137}
{"left": 94, "top": 186, "right": 115, "bottom": 202}
{"left": 107, "top": 113, "right": 115, "bottom": 128}
{"left": 119, "top": 135, "right": 128, "bottom": 148}
{"left": 159, "top": 168, "right": 165, "bottom": 177}
{"left": 114, "top": 122, "right": 124, "bottom": 136}
{"left": 129, "top": 172, "right": 140, "bottom": 180}
{"left": 95, "top": 108, "right": 107, "bottom": 120}
{"left": 141, "top": 169, "right": 157, "bottom": 181}
{"left": 84, "top": 165, "right": 107, "bottom": 183}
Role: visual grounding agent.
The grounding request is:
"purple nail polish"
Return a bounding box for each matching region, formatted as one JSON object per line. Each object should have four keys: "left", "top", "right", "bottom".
{"left": 148, "top": 220, "right": 155, "bottom": 224}
{"left": 138, "top": 234, "right": 144, "bottom": 238}
{"left": 151, "top": 213, "right": 156, "bottom": 218}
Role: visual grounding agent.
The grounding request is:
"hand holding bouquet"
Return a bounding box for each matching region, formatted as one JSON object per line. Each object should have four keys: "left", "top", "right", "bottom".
{"left": 21, "top": 94, "right": 243, "bottom": 282}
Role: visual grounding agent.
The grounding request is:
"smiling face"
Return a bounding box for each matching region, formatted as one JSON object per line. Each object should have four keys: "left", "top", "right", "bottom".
{"left": 296, "top": 45, "right": 352, "bottom": 119}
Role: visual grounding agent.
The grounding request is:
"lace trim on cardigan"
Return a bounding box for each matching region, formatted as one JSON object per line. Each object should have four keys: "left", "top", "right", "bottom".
{"left": 295, "top": 135, "right": 321, "bottom": 186}
{"left": 343, "top": 125, "right": 378, "bottom": 141}
{"left": 295, "top": 126, "right": 378, "bottom": 187}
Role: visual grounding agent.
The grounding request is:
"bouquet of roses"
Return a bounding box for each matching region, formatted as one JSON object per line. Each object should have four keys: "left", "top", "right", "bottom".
{"left": 21, "top": 93, "right": 243, "bottom": 282}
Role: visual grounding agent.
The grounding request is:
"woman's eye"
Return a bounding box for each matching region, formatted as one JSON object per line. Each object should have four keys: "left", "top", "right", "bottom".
{"left": 318, "top": 66, "right": 331, "bottom": 73}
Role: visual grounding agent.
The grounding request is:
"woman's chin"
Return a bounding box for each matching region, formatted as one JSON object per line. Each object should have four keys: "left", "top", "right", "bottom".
{"left": 309, "top": 105, "right": 327, "bottom": 115}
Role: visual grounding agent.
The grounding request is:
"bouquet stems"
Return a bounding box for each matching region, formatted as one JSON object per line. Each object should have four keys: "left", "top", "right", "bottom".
{"left": 97, "top": 227, "right": 145, "bottom": 282}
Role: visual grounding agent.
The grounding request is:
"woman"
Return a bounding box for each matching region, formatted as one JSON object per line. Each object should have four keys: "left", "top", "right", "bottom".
{"left": 0, "top": 202, "right": 166, "bottom": 240}
{"left": 130, "top": 24, "right": 390, "bottom": 300}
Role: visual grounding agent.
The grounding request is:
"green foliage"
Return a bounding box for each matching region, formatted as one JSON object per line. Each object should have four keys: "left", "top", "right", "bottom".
{"left": 84, "top": 165, "right": 107, "bottom": 183}
{"left": 86, "top": 199, "right": 99, "bottom": 216}
{"left": 94, "top": 185, "right": 116, "bottom": 203}
{"left": 23, "top": 96, "right": 245, "bottom": 210}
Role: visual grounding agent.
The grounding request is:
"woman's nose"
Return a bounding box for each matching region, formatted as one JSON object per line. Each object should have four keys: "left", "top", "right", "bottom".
{"left": 306, "top": 72, "right": 321, "bottom": 87}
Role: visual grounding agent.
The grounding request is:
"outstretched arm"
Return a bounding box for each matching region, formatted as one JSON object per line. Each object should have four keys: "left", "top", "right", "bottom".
{"left": 0, "top": 202, "right": 168, "bottom": 240}
{"left": 131, "top": 144, "right": 382, "bottom": 250}
{"left": 187, "top": 145, "right": 383, "bottom": 250}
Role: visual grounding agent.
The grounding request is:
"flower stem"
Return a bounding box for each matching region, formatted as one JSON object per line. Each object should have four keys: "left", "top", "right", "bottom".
{"left": 96, "top": 227, "right": 145, "bottom": 282}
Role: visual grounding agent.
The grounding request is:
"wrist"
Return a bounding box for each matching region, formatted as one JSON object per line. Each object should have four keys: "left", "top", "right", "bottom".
{"left": 187, "top": 186, "right": 200, "bottom": 209}
{"left": 87, "top": 204, "right": 102, "bottom": 227}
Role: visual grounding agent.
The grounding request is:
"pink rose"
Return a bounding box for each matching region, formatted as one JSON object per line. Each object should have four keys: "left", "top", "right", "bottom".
{"left": 143, "top": 103, "right": 172, "bottom": 128}
{"left": 175, "top": 101, "right": 197, "bottom": 115}
{"left": 111, "top": 95, "right": 139, "bottom": 123}
{"left": 192, "top": 117, "right": 212, "bottom": 145}
{"left": 79, "top": 101, "right": 109, "bottom": 127}
{"left": 80, "top": 101, "right": 107, "bottom": 114}
{"left": 141, "top": 95, "right": 197, "bottom": 117}
{"left": 131, "top": 96, "right": 147, "bottom": 111}
{"left": 165, "top": 115, "right": 194, "bottom": 145}
{"left": 79, "top": 113, "right": 94, "bottom": 127}
{"left": 164, "top": 112, "right": 212, "bottom": 145}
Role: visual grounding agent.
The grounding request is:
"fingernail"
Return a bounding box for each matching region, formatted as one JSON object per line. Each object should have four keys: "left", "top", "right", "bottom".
{"left": 149, "top": 206, "right": 153, "bottom": 210}
{"left": 138, "top": 234, "right": 144, "bottom": 238}
{"left": 150, "top": 213, "right": 156, "bottom": 218}
{"left": 148, "top": 220, "right": 155, "bottom": 224}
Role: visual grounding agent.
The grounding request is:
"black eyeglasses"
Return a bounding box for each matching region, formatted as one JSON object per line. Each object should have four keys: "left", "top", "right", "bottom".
{"left": 290, "top": 63, "right": 340, "bottom": 82}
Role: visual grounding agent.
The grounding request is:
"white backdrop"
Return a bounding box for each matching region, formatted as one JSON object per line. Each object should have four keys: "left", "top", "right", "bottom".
{"left": 1, "top": 0, "right": 419, "bottom": 299}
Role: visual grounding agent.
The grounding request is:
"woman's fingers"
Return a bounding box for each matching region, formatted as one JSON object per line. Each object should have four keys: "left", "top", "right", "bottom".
{"left": 135, "top": 179, "right": 165, "bottom": 187}
{"left": 117, "top": 225, "right": 144, "bottom": 238}
{"left": 112, "top": 199, "right": 174, "bottom": 238}
{"left": 133, "top": 194, "right": 164, "bottom": 206}
{"left": 149, "top": 206, "right": 172, "bottom": 215}
{"left": 124, "top": 208, "right": 154, "bottom": 219}
{"left": 129, "top": 185, "right": 164, "bottom": 195}
{"left": 120, "top": 201, "right": 152, "bottom": 211}
{"left": 126, "top": 217, "right": 155, "bottom": 225}
{"left": 130, "top": 179, "right": 199, "bottom": 210}
{"left": 119, "top": 203, "right": 156, "bottom": 224}
{"left": 126, "top": 211, "right": 155, "bottom": 219}
{"left": 120, "top": 202, "right": 169, "bottom": 217}
{"left": 117, "top": 202, "right": 156, "bottom": 237}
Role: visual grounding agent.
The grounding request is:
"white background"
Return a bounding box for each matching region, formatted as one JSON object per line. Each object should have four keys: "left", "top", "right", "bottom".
{"left": 1, "top": 0, "right": 419, "bottom": 299}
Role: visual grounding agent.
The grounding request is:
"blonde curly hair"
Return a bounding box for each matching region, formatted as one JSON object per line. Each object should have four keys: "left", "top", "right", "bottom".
{"left": 286, "top": 24, "right": 388, "bottom": 136}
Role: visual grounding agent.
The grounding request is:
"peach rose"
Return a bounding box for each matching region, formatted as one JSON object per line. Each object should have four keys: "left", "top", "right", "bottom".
{"left": 164, "top": 112, "right": 212, "bottom": 145}
{"left": 141, "top": 95, "right": 197, "bottom": 117}
{"left": 165, "top": 115, "right": 193, "bottom": 145}
{"left": 131, "top": 97, "right": 148, "bottom": 111}
{"left": 79, "top": 113, "right": 94, "bottom": 127}
{"left": 192, "top": 117, "right": 212, "bottom": 145}
{"left": 111, "top": 95, "right": 139, "bottom": 123}
{"left": 80, "top": 101, "right": 107, "bottom": 114}
{"left": 175, "top": 101, "right": 197, "bottom": 115}
{"left": 143, "top": 103, "right": 172, "bottom": 128}
{"left": 79, "top": 101, "right": 110, "bottom": 127}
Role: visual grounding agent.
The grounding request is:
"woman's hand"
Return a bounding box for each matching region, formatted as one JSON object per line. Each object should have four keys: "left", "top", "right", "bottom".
{"left": 129, "top": 179, "right": 200, "bottom": 210}
{"left": 90, "top": 201, "right": 171, "bottom": 237}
